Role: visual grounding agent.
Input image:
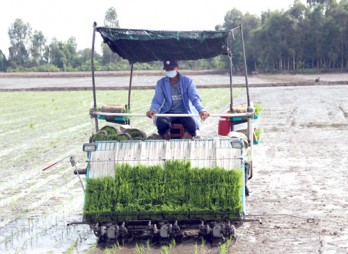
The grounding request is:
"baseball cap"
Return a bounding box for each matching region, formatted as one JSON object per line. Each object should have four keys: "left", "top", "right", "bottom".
{"left": 163, "top": 59, "right": 178, "bottom": 70}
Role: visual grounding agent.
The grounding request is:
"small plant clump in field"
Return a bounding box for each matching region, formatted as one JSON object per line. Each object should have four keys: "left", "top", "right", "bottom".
{"left": 254, "top": 128, "right": 262, "bottom": 142}
{"left": 84, "top": 161, "right": 243, "bottom": 221}
{"left": 254, "top": 103, "right": 263, "bottom": 115}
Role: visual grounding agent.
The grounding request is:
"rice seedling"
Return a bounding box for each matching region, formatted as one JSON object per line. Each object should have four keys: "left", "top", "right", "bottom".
{"left": 65, "top": 238, "right": 78, "bottom": 254}
{"left": 254, "top": 102, "right": 263, "bottom": 116}
{"left": 84, "top": 161, "right": 243, "bottom": 221}
{"left": 135, "top": 243, "right": 145, "bottom": 254}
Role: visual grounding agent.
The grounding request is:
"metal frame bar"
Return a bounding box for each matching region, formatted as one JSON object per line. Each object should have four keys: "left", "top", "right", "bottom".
{"left": 228, "top": 48, "right": 234, "bottom": 121}
{"left": 91, "top": 22, "right": 99, "bottom": 131}
{"left": 241, "top": 143, "right": 247, "bottom": 218}
{"left": 240, "top": 24, "right": 251, "bottom": 107}
{"left": 227, "top": 25, "right": 251, "bottom": 131}
{"left": 127, "top": 63, "right": 134, "bottom": 113}
{"left": 90, "top": 112, "right": 254, "bottom": 118}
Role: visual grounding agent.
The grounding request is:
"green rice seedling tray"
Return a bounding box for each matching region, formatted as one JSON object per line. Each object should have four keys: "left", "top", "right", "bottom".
{"left": 84, "top": 161, "right": 243, "bottom": 222}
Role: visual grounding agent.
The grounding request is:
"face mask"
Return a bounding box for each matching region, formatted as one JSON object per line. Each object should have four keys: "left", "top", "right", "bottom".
{"left": 166, "top": 70, "right": 177, "bottom": 78}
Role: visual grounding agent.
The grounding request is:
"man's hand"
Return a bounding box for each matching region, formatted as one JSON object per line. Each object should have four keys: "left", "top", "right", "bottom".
{"left": 146, "top": 110, "right": 156, "bottom": 118}
{"left": 199, "top": 111, "right": 210, "bottom": 120}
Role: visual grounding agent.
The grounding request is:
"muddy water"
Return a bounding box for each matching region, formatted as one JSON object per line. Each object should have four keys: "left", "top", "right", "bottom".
{"left": 0, "top": 212, "right": 95, "bottom": 253}
{"left": 0, "top": 179, "right": 97, "bottom": 253}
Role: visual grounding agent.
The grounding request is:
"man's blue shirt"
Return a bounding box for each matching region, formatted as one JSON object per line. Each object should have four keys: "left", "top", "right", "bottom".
{"left": 149, "top": 73, "right": 205, "bottom": 127}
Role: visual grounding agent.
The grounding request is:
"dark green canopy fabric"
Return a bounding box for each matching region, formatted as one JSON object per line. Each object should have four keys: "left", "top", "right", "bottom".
{"left": 96, "top": 27, "right": 231, "bottom": 63}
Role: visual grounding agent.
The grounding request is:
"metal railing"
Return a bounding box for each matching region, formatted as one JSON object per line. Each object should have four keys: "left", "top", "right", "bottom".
{"left": 90, "top": 111, "right": 254, "bottom": 118}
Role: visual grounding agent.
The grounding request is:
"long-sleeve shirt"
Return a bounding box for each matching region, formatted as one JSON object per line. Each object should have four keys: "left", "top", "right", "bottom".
{"left": 149, "top": 73, "right": 205, "bottom": 128}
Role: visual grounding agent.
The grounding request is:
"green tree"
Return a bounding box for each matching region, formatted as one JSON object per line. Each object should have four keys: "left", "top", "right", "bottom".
{"left": 285, "top": 0, "right": 307, "bottom": 71}
{"left": 8, "top": 19, "right": 32, "bottom": 68}
{"left": 47, "top": 37, "right": 77, "bottom": 71}
{"left": 104, "top": 7, "right": 120, "bottom": 28}
{"left": 76, "top": 48, "right": 92, "bottom": 70}
{"left": 47, "top": 38, "right": 66, "bottom": 70}
{"left": 63, "top": 37, "right": 78, "bottom": 69}
{"left": 325, "top": 0, "right": 348, "bottom": 69}
{"left": 303, "top": 5, "right": 326, "bottom": 69}
{"left": 307, "top": 0, "right": 337, "bottom": 9}
{"left": 30, "top": 30, "right": 47, "bottom": 66}
{"left": 222, "top": 8, "right": 245, "bottom": 72}
{"left": 102, "top": 7, "right": 120, "bottom": 68}
{"left": 0, "top": 50, "right": 8, "bottom": 71}
{"left": 240, "top": 13, "right": 260, "bottom": 72}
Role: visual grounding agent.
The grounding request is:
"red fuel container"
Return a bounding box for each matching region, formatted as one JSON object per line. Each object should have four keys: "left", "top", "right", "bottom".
{"left": 218, "top": 117, "right": 231, "bottom": 136}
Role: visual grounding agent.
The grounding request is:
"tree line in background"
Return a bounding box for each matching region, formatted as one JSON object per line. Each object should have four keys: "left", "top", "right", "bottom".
{"left": 0, "top": 0, "right": 347, "bottom": 74}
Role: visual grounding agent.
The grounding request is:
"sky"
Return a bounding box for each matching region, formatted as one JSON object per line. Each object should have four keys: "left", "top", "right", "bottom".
{"left": 0, "top": 0, "right": 304, "bottom": 57}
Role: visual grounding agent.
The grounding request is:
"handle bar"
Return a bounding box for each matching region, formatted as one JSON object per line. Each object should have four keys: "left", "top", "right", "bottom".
{"left": 91, "top": 112, "right": 254, "bottom": 118}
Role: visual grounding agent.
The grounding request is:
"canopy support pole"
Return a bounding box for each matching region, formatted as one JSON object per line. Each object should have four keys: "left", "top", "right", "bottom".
{"left": 226, "top": 27, "right": 236, "bottom": 132}
{"left": 239, "top": 24, "right": 253, "bottom": 157}
{"left": 240, "top": 24, "right": 250, "bottom": 107}
{"left": 228, "top": 50, "right": 234, "bottom": 131}
{"left": 91, "top": 22, "right": 99, "bottom": 131}
{"left": 127, "top": 63, "right": 134, "bottom": 123}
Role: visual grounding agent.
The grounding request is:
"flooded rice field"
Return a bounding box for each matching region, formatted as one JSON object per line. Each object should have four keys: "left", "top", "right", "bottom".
{"left": 0, "top": 73, "right": 347, "bottom": 253}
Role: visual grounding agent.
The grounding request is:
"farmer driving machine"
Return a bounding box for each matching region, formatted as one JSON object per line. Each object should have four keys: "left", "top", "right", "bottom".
{"left": 70, "top": 22, "right": 258, "bottom": 245}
